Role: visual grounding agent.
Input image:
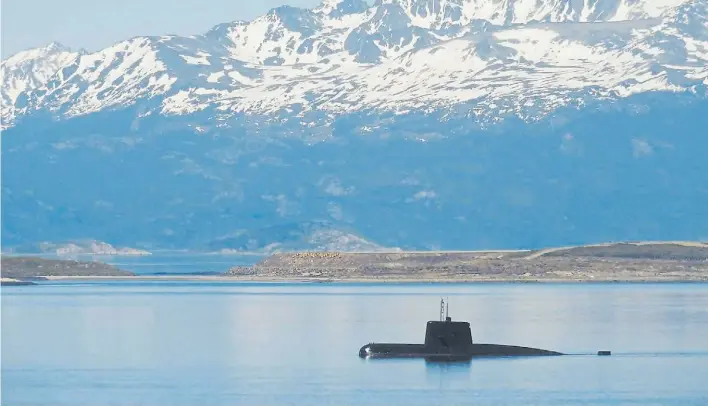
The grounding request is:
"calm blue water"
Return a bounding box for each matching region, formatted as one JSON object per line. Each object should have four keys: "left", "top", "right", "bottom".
{"left": 2, "top": 282, "right": 708, "bottom": 405}
{"left": 97, "top": 252, "right": 263, "bottom": 275}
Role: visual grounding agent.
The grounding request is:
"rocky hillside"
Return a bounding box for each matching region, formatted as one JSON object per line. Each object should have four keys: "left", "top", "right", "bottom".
{"left": 228, "top": 241, "right": 708, "bottom": 281}
{"left": 249, "top": 241, "right": 708, "bottom": 268}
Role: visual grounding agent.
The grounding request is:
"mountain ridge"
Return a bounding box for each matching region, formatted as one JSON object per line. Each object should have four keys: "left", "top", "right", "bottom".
{"left": 2, "top": 0, "right": 706, "bottom": 131}
{"left": 2, "top": 0, "right": 707, "bottom": 251}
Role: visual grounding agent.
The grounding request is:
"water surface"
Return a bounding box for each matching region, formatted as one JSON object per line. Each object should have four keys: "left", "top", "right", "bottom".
{"left": 3, "top": 282, "right": 708, "bottom": 405}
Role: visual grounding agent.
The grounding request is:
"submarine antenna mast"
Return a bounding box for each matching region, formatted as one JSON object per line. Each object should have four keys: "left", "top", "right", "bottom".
{"left": 445, "top": 297, "right": 449, "bottom": 320}
{"left": 439, "top": 298, "right": 444, "bottom": 321}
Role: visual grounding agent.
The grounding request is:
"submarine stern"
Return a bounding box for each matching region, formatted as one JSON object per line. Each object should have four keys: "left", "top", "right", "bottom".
{"left": 470, "top": 343, "right": 564, "bottom": 357}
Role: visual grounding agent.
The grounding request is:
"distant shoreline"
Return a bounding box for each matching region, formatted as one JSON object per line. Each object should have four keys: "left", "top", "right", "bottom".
{"left": 4, "top": 241, "right": 708, "bottom": 284}
{"left": 37, "top": 275, "right": 708, "bottom": 283}
{"left": 226, "top": 242, "right": 708, "bottom": 283}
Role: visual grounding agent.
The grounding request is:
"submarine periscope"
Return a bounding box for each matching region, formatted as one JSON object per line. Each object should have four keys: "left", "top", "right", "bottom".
{"left": 359, "top": 298, "right": 610, "bottom": 360}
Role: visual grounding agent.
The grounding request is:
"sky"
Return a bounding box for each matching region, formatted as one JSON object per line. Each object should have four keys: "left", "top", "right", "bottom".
{"left": 1, "top": 0, "right": 324, "bottom": 58}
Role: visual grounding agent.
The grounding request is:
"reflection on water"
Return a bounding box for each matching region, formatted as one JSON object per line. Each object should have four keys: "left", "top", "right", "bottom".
{"left": 2, "top": 282, "right": 708, "bottom": 405}
{"left": 424, "top": 360, "right": 472, "bottom": 391}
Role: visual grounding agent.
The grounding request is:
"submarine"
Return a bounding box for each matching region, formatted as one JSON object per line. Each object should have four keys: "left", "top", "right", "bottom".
{"left": 359, "top": 298, "right": 591, "bottom": 361}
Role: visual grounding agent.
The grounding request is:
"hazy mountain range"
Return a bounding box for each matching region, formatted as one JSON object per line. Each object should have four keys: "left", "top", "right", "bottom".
{"left": 2, "top": 0, "right": 707, "bottom": 252}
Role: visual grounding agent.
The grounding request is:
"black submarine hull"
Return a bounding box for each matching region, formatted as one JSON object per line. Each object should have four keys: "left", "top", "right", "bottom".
{"left": 359, "top": 343, "right": 563, "bottom": 359}
{"left": 360, "top": 317, "right": 565, "bottom": 360}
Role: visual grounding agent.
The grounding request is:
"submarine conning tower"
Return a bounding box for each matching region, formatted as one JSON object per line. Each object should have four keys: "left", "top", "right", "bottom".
{"left": 422, "top": 298, "right": 474, "bottom": 354}
{"left": 423, "top": 317, "right": 474, "bottom": 353}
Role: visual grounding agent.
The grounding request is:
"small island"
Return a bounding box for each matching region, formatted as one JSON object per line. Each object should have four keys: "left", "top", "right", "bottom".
{"left": 1, "top": 256, "right": 135, "bottom": 283}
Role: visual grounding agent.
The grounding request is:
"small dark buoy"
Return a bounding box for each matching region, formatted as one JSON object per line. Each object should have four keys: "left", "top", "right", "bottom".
{"left": 597, "top": 350, "right": 611, "bottom": 356}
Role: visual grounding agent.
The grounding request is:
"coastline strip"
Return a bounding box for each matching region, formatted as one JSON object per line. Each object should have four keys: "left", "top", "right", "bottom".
{"left": 38, "top": 275, "right": 708, "bottom": 283}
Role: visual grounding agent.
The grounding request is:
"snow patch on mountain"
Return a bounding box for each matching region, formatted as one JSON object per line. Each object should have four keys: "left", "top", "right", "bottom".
{"left": 1, "top": 43, "right": 84, "bottom": 127}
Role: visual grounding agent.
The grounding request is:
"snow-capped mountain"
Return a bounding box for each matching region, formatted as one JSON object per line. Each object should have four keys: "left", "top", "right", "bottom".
{"left": 2, "top": 0, "right": 706, "bottom": 131}
{"left": 2, "top": 0, "right": 707, "bottom": 251}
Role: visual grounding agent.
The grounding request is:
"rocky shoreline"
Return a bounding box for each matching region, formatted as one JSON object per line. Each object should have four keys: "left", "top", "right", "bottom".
{"left": 4, "top": 242, "right": 708, "bottom": 284}
{"left": 226, "top": 260, "right": 708, "bottom": 282}
{"left": 227, "top": 242, "right": 708, "bottom": 282}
